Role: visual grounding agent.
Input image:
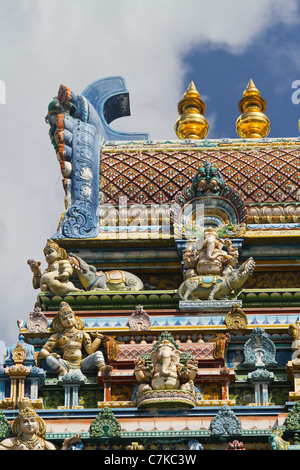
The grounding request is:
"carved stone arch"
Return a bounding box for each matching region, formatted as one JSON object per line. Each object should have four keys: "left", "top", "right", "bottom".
{"left": 172, "top": 161, "right": 247, "bottom": 239}
{"left": 243, "top": 327, "right": 277, "bottom": 368}
{"left": 210, "top": 405, "right": 242, "bottom": 435}
{"left": 90, "top": 407, "right": 121, "bottom": 437}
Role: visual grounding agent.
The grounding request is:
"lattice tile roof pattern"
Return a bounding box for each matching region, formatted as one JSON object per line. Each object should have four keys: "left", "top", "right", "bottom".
{"left": 100, "top": 143, "right": 300, "bottom": 205}
{"left": 117, "top": 342, "right": 215, "bottom": 361}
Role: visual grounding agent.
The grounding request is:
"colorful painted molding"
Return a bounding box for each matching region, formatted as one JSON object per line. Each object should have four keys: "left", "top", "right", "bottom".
{"left": 46, "top": 77, "right": 149, "bottom": 239}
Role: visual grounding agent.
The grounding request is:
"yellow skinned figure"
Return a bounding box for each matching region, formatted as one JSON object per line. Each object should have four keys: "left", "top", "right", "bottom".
{"left": 0, "top": 398, "right": 81, "bottom": 450}
{"left": 38, "top": 302, "right": 112, "bottom": 379}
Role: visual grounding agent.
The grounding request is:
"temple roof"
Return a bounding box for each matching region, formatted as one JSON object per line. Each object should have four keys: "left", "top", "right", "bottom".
{"left": 100, "top": 138, "right": 300, "bottom": 206}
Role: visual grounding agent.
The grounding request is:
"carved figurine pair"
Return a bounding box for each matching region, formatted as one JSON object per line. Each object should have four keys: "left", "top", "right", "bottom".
{"left": 28, "top": 239, "right": 144, "bottom": 296}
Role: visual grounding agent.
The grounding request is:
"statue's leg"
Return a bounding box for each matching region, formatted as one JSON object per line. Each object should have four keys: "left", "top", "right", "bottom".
{"left": 208, "top": 284, "right": 219, "bottom": 300}
{"left": 82, "top": 351, "right": 113, "bottom": 373}
{"left": 182, "top": 284, "right": 191, "bottom": 300}
{"left": 46, "top": 355, "right": 68, "bottom": 376}
{"left": 90, "top": 286, "right": 110, "bottom": 291}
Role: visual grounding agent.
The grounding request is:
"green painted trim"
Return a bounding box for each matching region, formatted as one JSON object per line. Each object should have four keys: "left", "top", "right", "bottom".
{"left": 38, "top": 288, "right": 300, "bottom": 311}
{"left": 45, "top": 428, "right": 274, "bottom": 441}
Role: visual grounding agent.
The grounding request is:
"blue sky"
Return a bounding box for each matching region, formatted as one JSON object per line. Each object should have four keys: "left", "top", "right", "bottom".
{"left": 0, "top": 0, "right": 300, "bottom": 355}
{"left": 182, "top": 21, "right": 300, "bottom": 139}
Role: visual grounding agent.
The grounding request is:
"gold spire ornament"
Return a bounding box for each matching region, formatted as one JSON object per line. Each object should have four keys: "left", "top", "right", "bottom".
{"left": 175, "top": 81, "right": 209, "bottom": 139}
{"left": 236, "top": 79, "right": 270, "bottom": 138}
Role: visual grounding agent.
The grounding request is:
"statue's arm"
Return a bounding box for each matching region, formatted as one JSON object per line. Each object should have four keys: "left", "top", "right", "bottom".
{"left": 39, "top": 333, "right": 59, "bottom": 359}
{"left": 55, "top": 260, "right": 73, "bottom": 281}
{"left": 27, "top": 259, "right": 42, "bottom": 289}
{"left": 0, "top": 438, "right": 15, "bottom": 450}
{"left": 83, "top": 331, "right": 102, "bottom": 355}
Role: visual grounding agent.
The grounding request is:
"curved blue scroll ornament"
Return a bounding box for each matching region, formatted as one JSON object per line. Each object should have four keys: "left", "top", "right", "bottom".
{"left": 47, "top": 77, "right": 149, "bottom": 239}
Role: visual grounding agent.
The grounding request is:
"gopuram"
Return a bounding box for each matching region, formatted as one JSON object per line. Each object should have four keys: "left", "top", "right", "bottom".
{"left": 0, "top": 77, "right": 300, "bottom": 451}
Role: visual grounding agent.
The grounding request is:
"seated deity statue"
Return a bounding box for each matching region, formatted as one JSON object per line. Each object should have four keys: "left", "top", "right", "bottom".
{"left": 38, "top": 302, "right": 112, "bottom": 378}
{"left": 27, "top": 239, "right": 80, "bottom": 295}
{"left": 134, "top": 332, "right": 197, "bottom": 394}
{"left": 183, "top": 227, "right": 239, "bottom": 278}
{"left": 0, "top": 398, "right": 81, "bottom": 450}
{"left": 196, "top": 227, "right": 232, "bottom": 275}
{"left": 178, "top": 226, "right": 255, "bottom": 301}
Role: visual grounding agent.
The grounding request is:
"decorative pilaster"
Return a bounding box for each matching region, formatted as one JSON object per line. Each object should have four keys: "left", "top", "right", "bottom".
{"left": 243, "top": 328, "right": 276, "bottom": 405}
{"left": 0, "top": 336, "right": 45, "bottom": 410}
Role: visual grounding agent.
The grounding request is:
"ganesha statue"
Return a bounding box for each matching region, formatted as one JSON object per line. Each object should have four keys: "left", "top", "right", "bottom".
{"left": 133, "top": 331, "right": 198, "bottom": 408}
{"left": 178, "top": 227, "right": 255, "bottom": 301}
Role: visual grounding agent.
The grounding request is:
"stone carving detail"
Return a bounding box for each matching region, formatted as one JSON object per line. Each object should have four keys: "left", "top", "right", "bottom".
{"left": 46, "top": 84, "right": 101, "bottom": 239}
{"left": 0, "top": 411, "right": 10, "bottom": 440}
{"left": 38, "top": 302, "right": 112, "bottom": 381}
{"left": 286, "top": 322, "right": 300, "bottom": 401}
{"left": 46, "top": 78, "right": 149, "bottom": 239}
{"left": 178, "top": 228, "right": 255, "bottom": 301}
{"left": 128, "top": 305, "right": 151, "bottom": 331}
{"left": 26, "top": 307, "right": 48, "bottom": 333}
{"left": 212, "top": 333, "right": 231, "bottom": 359}
{"left": 69, "top": 253, "right": 143, "bottom": 291}
{"left": 90, "top": 407, "right": 121, "bottom": 437}
{"left": 192, "top": 160, "right": 224, "bottom": 196}
{"left": 0, "top": 398, "right": 81, "bottom": 450}
{"left": 243, "top": 327, "right": 277, "bottom": 368}
{"left": 225, "top": 304, "right": 248, "bottom": 330}
{"left": 285, "top": 402, "right": 300, "bottom": 431}
{"left": 227, "top": 440, "right": 246, "bottom": 450}
{"left": 210, "top": 405, "right": 241, "bottom": 435}
{"left": 248, "top": 203, "right": 300, "bottom": 224}
{"left": 134, "top": 331, "right": 198, "bottom": 408}
{"left": 172, "top": 160, "right": 247, "bottom": 231}
{"left": 268, "top": 430, "right": 290, "bottom": 450}
{"left": 0, "top": 335, "right": 45, "bottom": 409}
{"left": 288, "top": 322, "right": 300, "bottom": 364}
{"left": 27, "top": 239, "right": 79, "bottom": 296}
{"left": 126, "top": 442, "right": 145, "bottom": 450}
{"left": 188, "top": 439, "right": 203, "bottom": 450}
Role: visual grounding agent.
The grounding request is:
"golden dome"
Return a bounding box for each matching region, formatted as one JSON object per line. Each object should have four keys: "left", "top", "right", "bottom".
{"left": 175, "top": 81, "right": 209, "bottom": 139}
{"left": 236, "top": 79, "right": 270, "bottom": 139}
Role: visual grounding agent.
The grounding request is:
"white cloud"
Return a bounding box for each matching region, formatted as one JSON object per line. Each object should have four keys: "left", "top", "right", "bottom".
{"left": 0, "top": 0, "right": 299, "bottom": 345}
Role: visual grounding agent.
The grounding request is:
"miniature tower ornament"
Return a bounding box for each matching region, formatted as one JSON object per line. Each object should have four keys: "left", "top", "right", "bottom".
{"left": 175, "top": 81, "right": 209, "bottom": 139}
{"left": 236, "top": 79, "right": 270, "bottom": 138}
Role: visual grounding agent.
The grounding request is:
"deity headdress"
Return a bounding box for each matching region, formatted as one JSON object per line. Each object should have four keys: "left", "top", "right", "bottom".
{"left": 151, "top": 331, "right": 179, "bottom": 352}
{"left": 43, "top": 238, "right": 67, "bottom": 260}
{"left": 52, "top": 302, "right": 84, "bottom": 332}
{"left": 12, "top": 398, "right": 46, "bottom": 437}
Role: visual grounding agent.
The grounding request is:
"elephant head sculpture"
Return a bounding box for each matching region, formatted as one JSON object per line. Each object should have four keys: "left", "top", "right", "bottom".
{"left": 134, "top": 332, "right": 198, "bottom": 394}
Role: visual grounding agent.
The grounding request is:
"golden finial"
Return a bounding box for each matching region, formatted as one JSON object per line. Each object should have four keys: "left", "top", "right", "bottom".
{"left": 236, "top": 79, "right": 270, "bottom": 138}
{"left": 175, "top": 81, "right": 209, "bottom": 139}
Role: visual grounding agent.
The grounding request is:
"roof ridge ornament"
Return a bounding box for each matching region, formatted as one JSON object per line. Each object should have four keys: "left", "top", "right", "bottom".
{"left": 175, "top": 81, "right": 209, "bottom": 140}
{"left": 236, "top": 79, "right": 270, "bottom": 139}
